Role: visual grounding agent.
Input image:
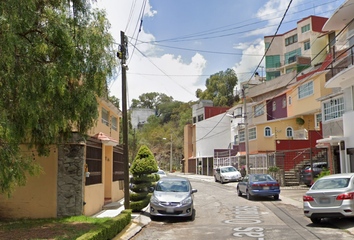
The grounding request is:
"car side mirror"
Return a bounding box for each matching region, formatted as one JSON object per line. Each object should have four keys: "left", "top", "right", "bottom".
{"left": 192, "top": 189, "right": 197, "bottom": 194}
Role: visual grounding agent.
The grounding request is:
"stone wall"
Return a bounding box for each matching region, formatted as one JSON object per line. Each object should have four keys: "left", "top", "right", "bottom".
{"left": 57, "top": 133, "right": 86, "bottom": 217}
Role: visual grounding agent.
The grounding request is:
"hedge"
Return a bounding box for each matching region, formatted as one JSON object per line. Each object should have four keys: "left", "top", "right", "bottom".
{"left": 130, "top": 193, "right": 152, "bottom": 212}
{"left": 77, "top": 209, "right": 132, "bottom": 240}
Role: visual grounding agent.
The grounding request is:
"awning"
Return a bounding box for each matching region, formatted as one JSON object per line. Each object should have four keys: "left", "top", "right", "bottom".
{"left": 92, "top": 132, "right": 119, "bottom": 146}
{"left": 316, "top": 136, "right": 347, "bottom": 144}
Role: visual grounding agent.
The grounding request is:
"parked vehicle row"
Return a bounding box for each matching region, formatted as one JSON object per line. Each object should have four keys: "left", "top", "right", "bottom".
{"left": 214, "top": 166, "right": 242, "bottom": 183}
{"left": 299, "top": 162, "right": 328, "bottom": 187}
{"left": 237, "top": 174, "right": 280, "bottom": 200}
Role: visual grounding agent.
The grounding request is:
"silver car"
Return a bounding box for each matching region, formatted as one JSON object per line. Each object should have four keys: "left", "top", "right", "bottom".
{"left": 214, "top": 166, "right": 242, "bottom": 184}
{"left": 303, "top": 173, "right": 354, "bottom": 224}
{"left": 150, "top": 177, "right": 197, "bottom": 220}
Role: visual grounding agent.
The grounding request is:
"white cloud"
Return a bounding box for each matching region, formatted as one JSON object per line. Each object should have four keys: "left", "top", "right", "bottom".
{"left": 232, "top": 38, "right": 265, "bottom": 84}
{"left": 109, "top": 52, "right": 207, "bottom": 104}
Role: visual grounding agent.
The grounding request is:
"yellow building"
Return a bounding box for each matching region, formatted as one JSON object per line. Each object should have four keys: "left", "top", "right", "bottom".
{"left": 0, "top": 97, "right": 123, "bottom": 219}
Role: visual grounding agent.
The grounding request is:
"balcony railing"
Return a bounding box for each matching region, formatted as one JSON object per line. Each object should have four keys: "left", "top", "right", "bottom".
{"left": 325, "top": 46, "right": 354, "bottom": 82}
{"left": 293, "top": 129, "right": 308, "bottom": 140}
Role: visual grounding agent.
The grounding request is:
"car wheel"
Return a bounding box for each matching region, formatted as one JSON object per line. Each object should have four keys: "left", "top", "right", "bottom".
{"left": 274, "top": 194, "right": 279, "bottom": 200}
{"left": 214, "top": 176, "right": 218, "bottom": 182}
{"left": 246, "top": 190, "right": 252, "bottom": 200}
{"left": 310, "top": 217, "right": 321, "bottom": 224}
{"left": 220, "top": 177, "right": 224, "bottom": 184}
{"left": 237, "top": 187, "right": 242, "bottom": 196}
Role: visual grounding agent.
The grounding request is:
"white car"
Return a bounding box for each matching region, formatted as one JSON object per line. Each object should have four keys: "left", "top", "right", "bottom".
{"left": 153, "top": 170, "right": 167, "bottom": 179}
{"left": 214, "top": 166, "right": 242, "bottom": 184}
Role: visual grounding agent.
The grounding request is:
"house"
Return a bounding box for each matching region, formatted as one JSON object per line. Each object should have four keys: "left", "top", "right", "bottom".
{"left": 183, "top": 100, "right": 230, "bottom": 175}
{"left": 0, "top": 97, "right": 124, "bottom": 219}
{"left": 316, "top": 0, "right": 354, "bottom": 174}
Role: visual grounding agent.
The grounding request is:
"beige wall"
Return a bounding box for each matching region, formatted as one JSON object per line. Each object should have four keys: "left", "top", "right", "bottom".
{"left": 112, "top": 181, "right": 124, "bottom": 202}
{"left": 292, "top": 72, "right": 331, "bottom": 116}
{"left": 0, "top": 147, "right": 58, "bottom": 219}
{"left": 84, "top": 184, "right": 104, "bottom": 216}
{"left": 88, "top": 98, "right": 120, "bottom": 142}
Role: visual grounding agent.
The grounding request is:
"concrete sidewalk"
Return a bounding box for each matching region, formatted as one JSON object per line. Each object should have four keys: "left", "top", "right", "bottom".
{"left": 97, "top": 172, "right": 309, "bottom": 239}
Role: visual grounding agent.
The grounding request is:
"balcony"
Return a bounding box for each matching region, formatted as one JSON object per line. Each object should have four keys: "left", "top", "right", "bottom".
{"left": 325, "top": 47, "right": 354, "bottom": 82}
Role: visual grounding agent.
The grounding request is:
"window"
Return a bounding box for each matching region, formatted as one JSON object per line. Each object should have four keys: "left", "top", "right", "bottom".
{"left": 285, "top": 34, "right": 298, "bottom": 46}
{"left": 254, "top": 104, "right": 264, "bottom": 117}
{"left": 266, "top": 71, "right": 281, "bottom": 81}
{"left": 264, "top": 127, "right": 272, "bottom": 137}
{"left": 298, "top": 81, "right": 314, "bottom": 99}
{"left": 265, "top": 55, "right": 281, "bottom": 69}
{"left": 265, "top": 42, "right": 270, "bottom": 49}
{"left": 198, "top": 114, "right": 204, "bottom": 122}
{"left": 288, "top": 96, "right": 292, "bottom": 105}
{"left": 323, "top": 97, "right": 344, "bottom": 121}
{"left": 234, "top": 135, "right": 239, "bottom": 145}
{"left": 285, "top": 48, "right": 301, "bottom": 65}
{"left": 239, "top": 130, "right": 245, "bottom": 142}
{"left": 301, "top": 24, "right": 310, "bottom": 33}
{"left": 304, "top": 40, "right": 310, "bottom": 50}
{"left": 286, "top": 127, "right": 293, "bottom": 137}
{"left": 272, "top": 101, "right": 276, "bottom": 111}
{"left": 282, "top": 98, "right": 286, "bottom": 108}
{"left": 193, "top": 117, "right": 196, "bottom": 123}
{"left": 111, "top": 116, "right": 118, "bottom": 131}
{"left": 315, "top": 113, "right": 322, "bottom": 128}
{"left": 249, "top": 127, "right": 257, "bottom": 140}
{"left": 102, "top": 107, "right": 109, "bottom": 126}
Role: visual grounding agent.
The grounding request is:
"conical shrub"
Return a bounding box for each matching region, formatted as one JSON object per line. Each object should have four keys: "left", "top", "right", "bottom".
{"left": 130, "top": 145, "right": 159, "bottom": 211}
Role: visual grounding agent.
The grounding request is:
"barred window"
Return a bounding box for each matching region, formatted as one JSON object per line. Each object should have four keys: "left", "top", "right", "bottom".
{"left": 249, "top": 127, "right": 257, "bottom": 140}
{"left": 264, "top": 127, "right": 271, "bottom": 137}
{"left": 298, "top": 81, "right": 314, "bottom": 99}
{"left": 102, "top": 107, "right": 109, "bottom": 126}
{"left": 286, "top": 127, "right": 293, "bottom": 137}
{"left": 254, "top": 104, "right": 264, "bottom": 117}
{"left": 112, "top": 116, "right": 118, "bottom": 131}
{"left": 323, "top": 97, "right": 344, "bottom": 121}
{"left": 239, "top": 130, "right": 245, "bottom": 143}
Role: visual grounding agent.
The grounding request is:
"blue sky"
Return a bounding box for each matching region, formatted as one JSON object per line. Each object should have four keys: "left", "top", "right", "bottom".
{"left": 94, "top": 0, "right": 346, "bottom": 105}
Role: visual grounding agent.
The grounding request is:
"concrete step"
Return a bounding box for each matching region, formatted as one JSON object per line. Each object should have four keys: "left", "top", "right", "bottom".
{"left": 102, "top": 201, "right": 123, "bottom": 210}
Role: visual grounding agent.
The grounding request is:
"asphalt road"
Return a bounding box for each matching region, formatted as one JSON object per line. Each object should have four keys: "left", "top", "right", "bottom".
{"left": 131, "top": 174, "right": 354, "bottom": 240}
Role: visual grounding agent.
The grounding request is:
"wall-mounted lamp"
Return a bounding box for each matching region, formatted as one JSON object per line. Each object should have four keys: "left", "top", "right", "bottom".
{"left": 85, "top": 172, "right": 90, "bottom": 178}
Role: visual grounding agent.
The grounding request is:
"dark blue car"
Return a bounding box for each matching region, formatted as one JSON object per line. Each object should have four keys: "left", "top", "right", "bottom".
{"left": 237, "top": 174, "right": 280, "bottom": 200}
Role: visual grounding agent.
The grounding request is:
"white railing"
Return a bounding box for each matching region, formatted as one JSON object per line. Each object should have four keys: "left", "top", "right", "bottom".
{"left": 293, "top": 129, "right": 308, "bottom": 140}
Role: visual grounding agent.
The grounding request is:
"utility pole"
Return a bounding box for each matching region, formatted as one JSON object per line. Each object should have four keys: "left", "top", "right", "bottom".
{"left": 120, "top": 31, "right": 130, "bottom": 209}
{"left": 170, "top": 128, "right": 173, "bottom": 173}
{"left": 242, "top": 86, "right": 250, "bottom": 175}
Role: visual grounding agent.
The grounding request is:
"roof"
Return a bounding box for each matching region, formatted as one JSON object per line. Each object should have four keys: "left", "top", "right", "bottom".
{"left": 322, "top": 0, "right": 354, "bottom": 31}
{"left": 92, "top": 132, "right": 119, "bottom": 146}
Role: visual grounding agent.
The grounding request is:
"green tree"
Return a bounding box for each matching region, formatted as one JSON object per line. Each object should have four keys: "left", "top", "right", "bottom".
{"left": 131, "top": 92, "right": 173, "bottom": 113}
{"left": 0, "top": 0, "right": 118, "bottom": 196}
{"left": 196, "top": 68, "right": 238, "bottom": 107}
{"left": 130, "top": 145, "right": 159, "bottom": 211}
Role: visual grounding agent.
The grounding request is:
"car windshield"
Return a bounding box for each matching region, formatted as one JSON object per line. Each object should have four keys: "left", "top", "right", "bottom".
{"left": 251, "top": 174, "right": 275, "bottom": 182}
{"left": 156, "top": 180, "right": 190, "bottom": 192}
{"left": 311, "top": 178, "right": 350, "bottom": 190}
{"left": 157, "top": 170, "right": 166, "bottom": 175}
{"left": 221, "top": 167, "right": 237, "bottom": 173}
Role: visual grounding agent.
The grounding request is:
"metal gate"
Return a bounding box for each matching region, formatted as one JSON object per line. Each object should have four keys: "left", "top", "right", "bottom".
{"left": 85, "top": 138, "right": 102, "bottom": 186}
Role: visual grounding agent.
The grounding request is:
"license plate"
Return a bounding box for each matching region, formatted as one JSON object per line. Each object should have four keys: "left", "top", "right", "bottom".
{"left": 263, "top": 187, "right": 269, "bottom": 190}
{"left": 320, "top": 198, "right": 330, "bottom": 204}
{"left": 166, "top": 208, "right": 174, "bottom": 213}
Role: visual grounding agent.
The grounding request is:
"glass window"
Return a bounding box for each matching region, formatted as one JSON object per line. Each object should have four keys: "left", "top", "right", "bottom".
{"left": 323, "top": 97, "right": 344, "bottom": 121}
{"left": 272, "top": 101, "right": 276, "bottom": 111}
{"left": 301, "top": 24, "right": 310, "bottom": 33}
{"left": 282, "top": 98, "right": 286, "bottom": 108}
{"left": 265, "top": 55, "right": 281, "bottom": 69}
{"left": 298, "top": 81, "right": 314, "bottom": 99}
{"left": 285, "top": 48, "right": 301, "bottom": 65}
{"left": 111, "top": 116, "right": 117, "bottom": 131}
{"left": 266, "top": 71, "right": 281, "bottom": 81}
{"left": 286, "top": 127, "right": 293, "bottom": 137}
{"left": 254, "top": 104, "right": 264, "bottom": 117}
{"left": 102, "top": 107, "right": 109, "bottom": 126}
{"left": 249, "top": 127, "right": 257, "bottom": 140}
{"left": 264, "top": 127, "right": 271, "bottom": 137}
{"left": 239, "top": 130, "right": 245, "bottom": 142}
{"left": 285, "top": 34, "right": 298, "bottom": 46}
{"left": 312, "top": 178, "right": 350, "bottom": 190}
{"left": 288, "top": 96, "right": 292, "bottom": 105}
{"left": 304, "top": 40, "right": 310, "bottom": 50}
{"left": 315, "top": 113, "right": 322, "bottom": 128}
{"left": 198, "top": 114, "right": 204, "bottom": 121}
{"left": 265, "top": 42, "right": 270, "bottom": 49}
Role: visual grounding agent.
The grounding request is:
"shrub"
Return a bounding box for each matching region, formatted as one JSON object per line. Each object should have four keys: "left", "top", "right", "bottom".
{"left": 130, "top": 145, "right": 159, "bottom": 212}
{"left": 268, "top": 166, "right": 280, "bottom": 173}
{"left": 314, "top": 170, "right": 331, "bottom": 182}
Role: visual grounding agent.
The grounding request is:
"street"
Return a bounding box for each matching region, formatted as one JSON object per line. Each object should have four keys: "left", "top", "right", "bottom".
{"left": 131, "top": 175, "right": 354, "bottom": 240}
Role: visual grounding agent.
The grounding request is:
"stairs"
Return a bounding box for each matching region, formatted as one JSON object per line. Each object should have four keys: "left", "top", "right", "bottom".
{"left": 284, "top": 170, "right": 299, "bottom": 186}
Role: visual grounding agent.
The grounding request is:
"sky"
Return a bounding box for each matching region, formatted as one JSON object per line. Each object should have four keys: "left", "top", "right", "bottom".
{"left": 93, "top": 0, "right": 346, "bottom": 106}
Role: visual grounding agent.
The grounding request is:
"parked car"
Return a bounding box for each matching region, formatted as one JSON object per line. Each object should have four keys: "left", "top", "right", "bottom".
{"left": 153, "top": 170, "right": 167, "bottom": 179}
{"left": 303, "top": 173, "right": 354, "bottom": 224}
{"left": 237, "top": 174, "right": 280, "bottom": 200}
{"left": 214, "top": 166, "right": 242, "bottom": 184}
{"left": 150, "top": 177, "right": 197, "bottom": 220}
{"left": 299, "top": 162, "right": 328, "bottom": 187}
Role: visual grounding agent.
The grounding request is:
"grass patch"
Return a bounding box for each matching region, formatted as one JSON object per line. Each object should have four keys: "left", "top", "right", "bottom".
{"left": 0, "top": 215, "right": 116, "bottom": 240}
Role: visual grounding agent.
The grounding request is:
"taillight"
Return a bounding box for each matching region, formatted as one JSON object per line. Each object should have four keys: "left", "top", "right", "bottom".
{"left": 336, "top": 192, "right": 354, "bottom": 200}
{"left": 304, "top": 169, "right": 311, "bottom": 173}
{"left": 303, "top": 195, "right": 314, "bottom": 201}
